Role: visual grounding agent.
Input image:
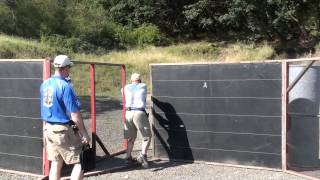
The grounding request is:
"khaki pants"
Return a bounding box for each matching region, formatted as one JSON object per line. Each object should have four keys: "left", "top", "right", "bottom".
{"left": 124, "top": 111, "right": 151, "bottom": 141}
{"left": 45, "top": 123, "right": 82, "bottom": 164}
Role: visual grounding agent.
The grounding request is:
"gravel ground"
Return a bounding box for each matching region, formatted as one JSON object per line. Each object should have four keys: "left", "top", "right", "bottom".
{"left": 86, "top": 162, "right": 308, "bottom": 180}
{"left": 0, "top": 162, "right": 309, "bottom": 180}
{"left": 0, "top": 97, "right": 312, "bottom": 180}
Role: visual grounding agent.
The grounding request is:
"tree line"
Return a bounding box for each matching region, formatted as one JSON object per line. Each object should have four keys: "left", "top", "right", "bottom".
{"left": 1, "top": 0, "right": 319, "bottom": 54}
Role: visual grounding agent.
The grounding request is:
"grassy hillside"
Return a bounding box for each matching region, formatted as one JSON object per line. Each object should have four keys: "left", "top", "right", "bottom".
{"left": 1, "top": 34, "right": 320, "bottom": 97}
{"left": 73, "top": 41, "right": 275, "bottom": 91}
{"left": 0, "top": 34, "right": 57, "bottom": 58}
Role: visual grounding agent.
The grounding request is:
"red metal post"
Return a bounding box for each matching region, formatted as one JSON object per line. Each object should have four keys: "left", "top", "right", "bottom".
{"left": 121, "top": 65, "right": 128, "bottom": 149}
{"left": 90, "top": 64, "right": 97, "bottom": 157}
{"left": 42, "top": 58, "right": 51, "bottom": 176}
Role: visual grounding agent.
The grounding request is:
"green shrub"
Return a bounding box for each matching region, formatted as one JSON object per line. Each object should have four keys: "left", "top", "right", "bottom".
{"left": 40, "top": 34, "right": 79, "bottom": 54}
{"left": 132, "top": 24, "right": 165, "bottom": 47}
{"left": 41, "top": 22, "right": 125, "bottom": 54}
{"left": 116, "top": 24, "right": 167, "bottom": 49}
{"left": 167, "top": 42, "right": 221, "bottom": 60}
{"left": 114, "top": 26, "right": 136, "bottom": 49}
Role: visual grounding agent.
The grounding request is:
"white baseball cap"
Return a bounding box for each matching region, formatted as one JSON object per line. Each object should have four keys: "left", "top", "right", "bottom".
{"left": 53, "top": 55, "right": 73, "bottom": 68}
{"left": 131, "top": 73, "right": 141, "bottom": 81}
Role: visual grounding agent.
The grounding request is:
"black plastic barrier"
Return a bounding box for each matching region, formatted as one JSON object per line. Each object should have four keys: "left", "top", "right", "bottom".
{"left": 151, "top": 63, "right": 282, "bottom": 168}
{"left": 0, "top": 61, "right": 43, "bottom": 174}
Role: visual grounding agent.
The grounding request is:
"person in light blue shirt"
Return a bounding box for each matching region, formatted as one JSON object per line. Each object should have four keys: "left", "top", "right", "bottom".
{"left": 123, "top": 73, "right": 151, "bottom": 168}
{"left": 40, "top": 55, "right": 90, "bottom": 180}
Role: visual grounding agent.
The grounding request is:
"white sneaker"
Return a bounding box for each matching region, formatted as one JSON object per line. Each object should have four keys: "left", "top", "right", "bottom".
{"left": 136, "top": 154, "right": 149, "bottom": 168}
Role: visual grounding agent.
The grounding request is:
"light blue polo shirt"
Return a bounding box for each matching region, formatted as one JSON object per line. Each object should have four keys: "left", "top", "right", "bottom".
{"left": 124, "top": 83, "right": 147, "bottom": 109}
{"left": 40, "top": 76, "right": 80, "bottom": 123}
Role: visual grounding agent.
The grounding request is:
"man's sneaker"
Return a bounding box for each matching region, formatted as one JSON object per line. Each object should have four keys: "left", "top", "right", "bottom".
{"left": 136, "top": 154, "right": 149, "bottom": 168}
{"left": 125, "top": 156, "right": 137, "bottom": 165}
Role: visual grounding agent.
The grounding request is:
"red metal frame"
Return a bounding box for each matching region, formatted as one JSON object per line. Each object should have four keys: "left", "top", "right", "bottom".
{"left": 87, "top": 63, "right": 127, "bottom": 157}
{"left": 41, "top": 60, "right": 127, "bottom": 177}
{"left": 42, "top": 58, "right": 51, "bottom": 176}
{"left": 90, "top": 64, "right": 97, "bottom": 157}
{"left": 281, "top": 61, "right": 288, "bottom": 171}
{"left": 72, "top": 62, "right": 127, "bottom": 159}
{"left": 121, "top": 65, "right": 128, "bottom": 149}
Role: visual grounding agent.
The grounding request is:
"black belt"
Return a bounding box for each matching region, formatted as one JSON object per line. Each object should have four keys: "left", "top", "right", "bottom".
{"left": 126, "top": 107, "right": 146, "bottom": 112}
{"left": 46, "top": 121, "right": 78, "bottom": 131}
{"left": 46, "top": 121, "right": 71, "bottom": 125}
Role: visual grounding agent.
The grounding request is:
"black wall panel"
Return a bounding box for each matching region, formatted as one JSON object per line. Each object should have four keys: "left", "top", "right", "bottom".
{"left": 0, "top": 155, "right": 42, "bottom": 174}
{"left": 151, "top": 63, "right": 282, "bottom": 168}
{"left": 0, "top": 136, "right": 42, "bottom": 157}
{"left": 0, "top": 79, "right": 42, "bottom": 97}
{"left": 154, "top": 129, "right": 281, "bottom": 153}
{"left": 153, "top": 113, "right": 281, "bottom": 135}
{"left": 153, "top": 97, "right": 281, "bottom": 116}
{"left": 0, "top": 99, "right": 40, "bottom": 117}
{"left": 152, "top": 64, "right": 281, "bottom": 80}
{"left": 0, "top": 62, "right": 43, "bottom": 78}
{"left": 153, "top": 80, "right": 281, "bottom": 98}
{"left": 0, "top": 117, "right": 41, "bottom": 137}
{"left": 154, "top": 144, "right": 281, "bottom": 167}
{"left": 0, "top": 61, "right": 43, "bottom": 174}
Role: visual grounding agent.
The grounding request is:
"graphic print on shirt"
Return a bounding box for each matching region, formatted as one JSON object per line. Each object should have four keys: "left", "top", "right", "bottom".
{"left": 43, "top": 86, "right": 54, "bottom": 107}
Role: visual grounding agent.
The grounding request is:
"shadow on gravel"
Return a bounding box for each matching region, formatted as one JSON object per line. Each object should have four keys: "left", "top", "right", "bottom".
{"left": 149, "top": 160, "right": 193, "bottom": 172}
{"left": 61, "top": 155, "right": 133, "bottom": 178}
{"left": 109, "top": 159, "right": 193, "bottom": 173}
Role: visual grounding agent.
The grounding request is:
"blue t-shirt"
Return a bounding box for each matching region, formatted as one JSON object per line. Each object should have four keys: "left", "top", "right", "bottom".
{"left": 40, "top": 76, "right": 80, "bottom": 123}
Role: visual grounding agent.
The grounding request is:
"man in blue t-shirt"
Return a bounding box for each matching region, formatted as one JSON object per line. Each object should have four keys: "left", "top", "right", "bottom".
{"left": 40, "top": 55, "right": 90, "bottom": 180}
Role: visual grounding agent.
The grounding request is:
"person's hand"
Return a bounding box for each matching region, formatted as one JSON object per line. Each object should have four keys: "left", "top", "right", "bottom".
{"left": 81, "top": 133, "right": 91, "bottom": 144}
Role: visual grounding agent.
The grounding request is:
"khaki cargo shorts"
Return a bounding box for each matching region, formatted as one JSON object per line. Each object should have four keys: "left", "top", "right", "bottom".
{"left": 124, "top": 111, "right": 151, "bottom": 141}
{"left": 45, "top": 123, "right": 82, "bottom": 164}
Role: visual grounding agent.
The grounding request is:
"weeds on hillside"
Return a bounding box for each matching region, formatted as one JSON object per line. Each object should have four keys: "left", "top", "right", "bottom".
{"left": 0, "top": 34, "right": 277, "bottom": 96}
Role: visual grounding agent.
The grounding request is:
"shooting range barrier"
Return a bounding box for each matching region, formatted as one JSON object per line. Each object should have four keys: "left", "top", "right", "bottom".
{"left": 3, "top": 58, "right": 320, "bottom": 179}
{"left": 0, "top": 59, "right": 128, "bottom": 179}
{"left": 151, "top": 57, "right": 320, "bottom": 180}
{"left": 0, "top": 60, "right": 43, "bottom": 176}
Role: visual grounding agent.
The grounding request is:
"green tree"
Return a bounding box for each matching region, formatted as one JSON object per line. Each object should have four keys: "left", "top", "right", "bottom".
{"left": 2, "top": 0, "right": 68, "bottom": 38}
{"left": 0, "top": 2, "right": 15, "bottom": 34}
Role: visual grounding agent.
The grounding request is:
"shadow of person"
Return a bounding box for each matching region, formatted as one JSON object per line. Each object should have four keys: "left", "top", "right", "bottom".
{"left": 151, "top": 96, "right": 194, "bottom": 162}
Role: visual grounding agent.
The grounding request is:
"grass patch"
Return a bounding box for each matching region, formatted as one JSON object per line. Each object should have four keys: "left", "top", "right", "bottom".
{"left": 0, "top": 34, "right": 276, "bottom": 96}
{"left": 73, "top": 41, "right": 275, "bottom": 89}
{"left": 0, "top": 34, "right": 57, "bottom": 58}
{"left": 220, "top": 42, "right": 275, "bottom": 62}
